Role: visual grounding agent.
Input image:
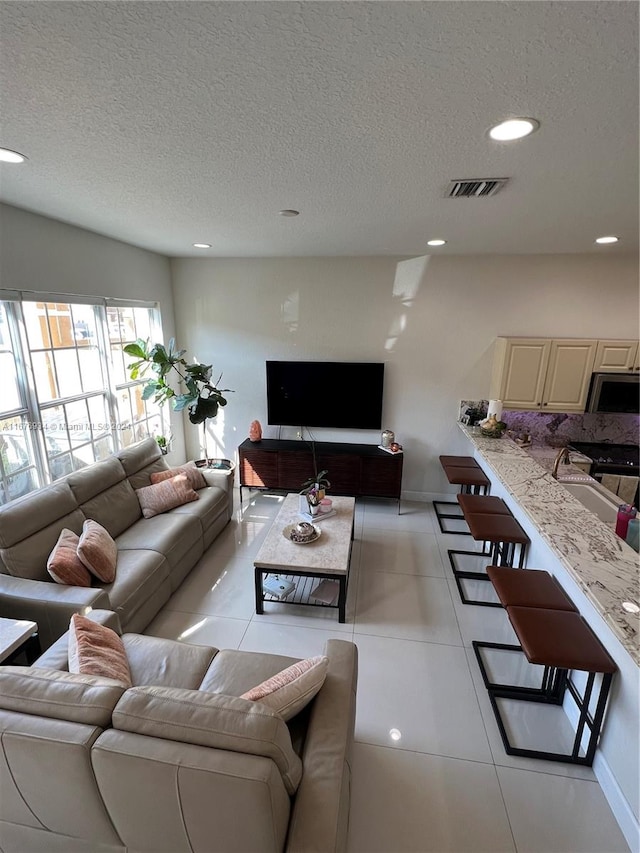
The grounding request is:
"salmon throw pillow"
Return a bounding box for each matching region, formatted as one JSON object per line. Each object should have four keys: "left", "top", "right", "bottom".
{"left": 150, "top": 462, "right": 207, "bottom": 490}
{"left": 240, "top": 656, "right": 329, "bottom": 721}
{"left": 47, "top": 528, "right": 92, "bottom": 587}
{"left": 68, "top": 614, "right": 132, "bottom": 688}
{"left": 77, "top": 519, "right": 118, "bottom": 583}
{"left": 135, "top": 474, "right": 199, "bottom": 519}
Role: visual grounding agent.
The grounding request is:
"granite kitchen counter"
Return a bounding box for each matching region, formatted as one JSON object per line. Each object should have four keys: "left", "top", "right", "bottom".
{"left": 458, "top": 423, "right": 639, "bottom": 665}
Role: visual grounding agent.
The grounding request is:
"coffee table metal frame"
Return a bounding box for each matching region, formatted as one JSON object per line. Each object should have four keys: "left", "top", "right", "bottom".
{"left": 253, "top": 493, "right": 355, "bottom": 623}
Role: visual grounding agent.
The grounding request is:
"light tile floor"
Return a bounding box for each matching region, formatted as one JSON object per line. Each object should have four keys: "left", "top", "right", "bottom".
{"left": 145, "top": 491, "right": 630, "bottom": 853}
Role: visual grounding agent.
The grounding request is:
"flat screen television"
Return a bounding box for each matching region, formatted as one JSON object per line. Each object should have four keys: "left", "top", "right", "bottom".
{"left": 266, "top": 361, "right": 384, "bottom": 429}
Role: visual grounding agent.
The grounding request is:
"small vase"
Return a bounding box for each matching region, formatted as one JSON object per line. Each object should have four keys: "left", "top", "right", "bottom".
{"left": 307, "top": 500, "right": 320, "bottom": 516}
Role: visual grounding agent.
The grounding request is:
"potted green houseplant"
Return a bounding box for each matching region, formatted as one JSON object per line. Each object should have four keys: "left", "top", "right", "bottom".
{"left": 124, "top": 338, "right": 231, "bottom": 464}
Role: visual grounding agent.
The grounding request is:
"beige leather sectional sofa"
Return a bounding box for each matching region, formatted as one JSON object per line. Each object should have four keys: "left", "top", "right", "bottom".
{"left": 0, "top": 438, "right": 233, "bottom": 649}
{"left": 0, "top": 611, "right": 358, "bottom": 853}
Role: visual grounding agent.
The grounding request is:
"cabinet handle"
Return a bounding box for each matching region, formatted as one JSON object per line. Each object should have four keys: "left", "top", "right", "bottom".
{"left": 543, "top": 402, "right": 548, "bottom": 406}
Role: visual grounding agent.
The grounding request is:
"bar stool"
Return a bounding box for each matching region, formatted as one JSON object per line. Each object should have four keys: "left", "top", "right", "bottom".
{"left": 448, "top": 512, "right": 530, "bottom": 607}
{"left": 435, "top": 456, "right": 490, "bottom": 535}
{"left": 473, "top": 606, "right": 617, "bottom": 766}
{"left": 486, "top": 566, "right": 577, "bottom": 611}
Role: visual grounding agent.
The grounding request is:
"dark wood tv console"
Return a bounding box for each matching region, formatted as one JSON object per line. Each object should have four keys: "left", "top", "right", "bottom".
{"left": 238, "top": 438, "right": 403, "bottom": 508}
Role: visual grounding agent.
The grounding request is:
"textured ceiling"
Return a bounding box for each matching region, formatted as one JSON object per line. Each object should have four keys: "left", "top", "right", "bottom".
{"left": 0, "top": 1, "right": 637, "bottom": 257}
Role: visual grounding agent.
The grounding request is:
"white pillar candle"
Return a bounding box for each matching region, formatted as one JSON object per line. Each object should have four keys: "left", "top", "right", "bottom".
{"left": 488, "top": 400, "right": 503, "bottom": 421}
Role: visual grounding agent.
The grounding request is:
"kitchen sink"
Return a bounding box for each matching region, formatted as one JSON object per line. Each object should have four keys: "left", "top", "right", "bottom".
{"left": 562, "top": 482, "right": 619, "bottom": 525}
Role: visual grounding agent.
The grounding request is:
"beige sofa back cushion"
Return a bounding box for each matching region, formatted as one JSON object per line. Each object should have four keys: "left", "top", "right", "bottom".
{"left": 65, "top": 457, "right": 142, "bottom": 537}
{"left": 0, "top": 481, "right": 86, "bottom": 580}
{"left": 0, "top": 667, "right": 126, "bottom": 727}
{"left": 117, "top": 437, "right": 168, "bottom": 490}
{"left": 113, "top": 685, "right": 303, "bottom": 794}
{"left": 0, "top": 482, "right": 84, "bottom": 581}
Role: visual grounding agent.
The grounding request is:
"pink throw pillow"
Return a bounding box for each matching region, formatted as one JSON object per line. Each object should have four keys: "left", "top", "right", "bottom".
{"left": 135, "top": 474, "right": 199, "bottom": 519}
{"left": 241, "top": 656, "right": 329, "bottom": 721}
{"left": 150, "top": 462, "right": 206, "bottom": 490}
{"left": 68, "top": 613, "right": 132, "bottom": 688}
{"left": 47, "top": 528, "right": 92, "bottom": 587}
{"left": 77, "top": 519, "right": 118, "bottom": 583}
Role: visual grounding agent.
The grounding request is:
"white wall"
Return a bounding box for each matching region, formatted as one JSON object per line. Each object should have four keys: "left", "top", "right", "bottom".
{"left": 0, "top": 204, "right": 186, "bottom": 457}
{"left": 170, "top": 253, "right": 639, "bottom": 490}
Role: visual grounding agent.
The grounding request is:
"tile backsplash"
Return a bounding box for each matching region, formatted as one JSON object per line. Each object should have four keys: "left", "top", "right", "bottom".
{"left": 459, "top": 401, "right": 639, "bottom": 445}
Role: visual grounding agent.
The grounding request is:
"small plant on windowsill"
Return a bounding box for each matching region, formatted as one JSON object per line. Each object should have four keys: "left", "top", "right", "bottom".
{"left": 154, "top": 434, "right": 172, "bottom": 455}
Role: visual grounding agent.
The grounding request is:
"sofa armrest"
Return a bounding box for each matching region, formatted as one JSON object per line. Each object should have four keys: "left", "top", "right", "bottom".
{"left": 200, "top": 467, "right": 234, "bottom": 518}
{"left": 286, "top": 639, "right": 358, "bottom": 853}
{"left": 0, "top": 574, "right": 111, "bottom": 651}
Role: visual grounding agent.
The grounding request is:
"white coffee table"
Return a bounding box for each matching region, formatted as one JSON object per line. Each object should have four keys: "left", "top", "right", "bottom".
{"left": 0, "top": 617, "right": 40, "bottom": 664}
{"left": 254, "top": 493, "right": 356, "bottom": 622}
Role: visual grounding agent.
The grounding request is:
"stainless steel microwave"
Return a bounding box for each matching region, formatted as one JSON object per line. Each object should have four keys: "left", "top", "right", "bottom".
{"left": 585, "top": 372, "right": 640, "bottom": 414}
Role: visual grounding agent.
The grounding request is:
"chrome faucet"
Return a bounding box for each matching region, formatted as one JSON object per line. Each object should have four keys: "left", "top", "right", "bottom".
{"left": 551, "top": 446, "right": 571, "bottom": 479}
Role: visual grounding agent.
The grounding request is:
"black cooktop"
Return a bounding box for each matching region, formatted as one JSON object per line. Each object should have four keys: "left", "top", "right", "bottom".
{"left": 569, "top": 441, "right": 640, "bottom": 466}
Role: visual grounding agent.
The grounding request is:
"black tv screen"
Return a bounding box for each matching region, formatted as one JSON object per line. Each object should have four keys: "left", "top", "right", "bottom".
{"left": 266, "top": 361, "right": 384, "bottom": 429}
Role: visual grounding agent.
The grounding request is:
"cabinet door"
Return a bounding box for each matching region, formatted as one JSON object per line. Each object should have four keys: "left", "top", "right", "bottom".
{"left": 277, "top": 451, "right": 314, "bottom": 490}
{"left": 360, "top": 456, "right": 403, "bottom": 498}
{"left": 493, "top": 339, "right": 551, "bottom": 409}
{"left": 316, "top": 453, "right": 361, "bottom": 495}
{"left": 541, "top": 340, "right": 597, "bottom": 411}
{"left": 593, "top": 340, "right": 639, "bottom": 372}
{"left": 239, "top": 449, "right": 278, "bottom": 487}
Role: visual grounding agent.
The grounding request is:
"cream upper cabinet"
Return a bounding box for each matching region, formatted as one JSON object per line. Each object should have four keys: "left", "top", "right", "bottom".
{"left": 593, "top": 340, "right": 639, "bottom": 372}
{"left": 540, "top": 340, "right": 597, "bottom": 411}
{"left": 490, "top": 337, "right": 597, "bottom": 412}
{"left": 490, "top": 338, "right": 551, "bottom": 409}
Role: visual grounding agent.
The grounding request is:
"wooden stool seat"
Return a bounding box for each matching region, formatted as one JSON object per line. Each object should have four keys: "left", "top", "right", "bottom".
{"left": 443, "top": 467, "right": 491, "bottom": 489}
{"left": 487, "top": 567, "right": 577, "bottom": 611}
{"left": 457, "top": 495, "right": 510, "bottom": 516}
{"left": 507, "top": 607, "right": 617, "bottom": 673}
{"left": 439, "top": 455, "right": 480, "bottom": 469}
{"left": 466, "top": 513, "right": 529, "bottom": 545}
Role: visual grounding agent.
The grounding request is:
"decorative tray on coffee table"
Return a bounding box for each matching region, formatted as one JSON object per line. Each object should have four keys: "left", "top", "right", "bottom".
{"left": 283, "top": 523, "right": 322, "bottom": 545}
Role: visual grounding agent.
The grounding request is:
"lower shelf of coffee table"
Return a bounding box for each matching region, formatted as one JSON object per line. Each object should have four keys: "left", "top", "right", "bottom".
{"left": 262, "top": 573, "right": 340, "bottom": 608}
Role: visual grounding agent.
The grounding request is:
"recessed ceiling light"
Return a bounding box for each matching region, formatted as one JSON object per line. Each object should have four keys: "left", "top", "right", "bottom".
{"left": 427, "top": 239, "right": 447, "bottom": 247}
{"left": 192, "top": 242, "right": 211, "bottom": 249}
{"left": 595, "top": 235, "right": 619, "bottom": 245}
{"left": 489, "top": 118, "right": 540, "bottom": 141}
{"left": 622, "top": 601, "right": 639, "bottom": 614}
{"left": 0, "top": 147, "right": 27, "bottom": 163}
{"left": 278, "top": 209, "right": 300, "bottom": 217}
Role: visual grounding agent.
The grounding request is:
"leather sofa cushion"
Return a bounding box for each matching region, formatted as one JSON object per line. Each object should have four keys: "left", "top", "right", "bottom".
{"left": 65, "top": 457, "right": 126, "bottom": 505}
{"left": 1, "top": 507, "right": 86, "bottom": 581}
{"left": 112, "top": 686, "right": 302, "bottom": 794}
{"left": 79, "top": 479, "right": 142, "bottom": 539}
{"left": 0, "top": 480, "right": 77, "bottom": 548}
{"left": 122, "top": 633, "right": 218, "bottom": 689}
{"left": 115, "top": 513, "right": 201, "bottom": 571}
{"left": 199, "top": 649, "right": 301, "bottom": 696}
{"left": 0, "top": 667, "right": 126, "bottom": 727}
{"left": 117, "top": 436, "right": 162, "bottom": 478}
{"left": 170, "top": 486, "right": 228, "bottom": 537}
{"left": 100, "top": 549, "right": 169, "bottom": 625}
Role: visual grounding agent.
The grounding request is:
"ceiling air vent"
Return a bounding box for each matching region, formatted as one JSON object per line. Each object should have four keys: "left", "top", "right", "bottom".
{"left": 446, "top": 178, "right": 509, "bottom": 198}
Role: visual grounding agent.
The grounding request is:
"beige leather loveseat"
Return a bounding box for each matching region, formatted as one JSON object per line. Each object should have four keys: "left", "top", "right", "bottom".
{"left": 0, "top": 439, "right": 233, "bottom": 649}
{"left": 0, "top": 611, "right": 358, "bottom": 853}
